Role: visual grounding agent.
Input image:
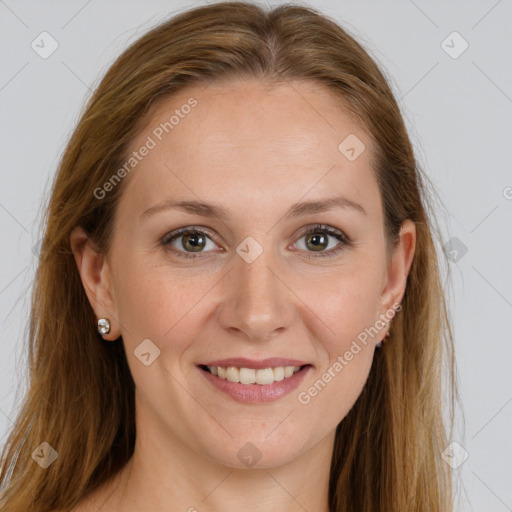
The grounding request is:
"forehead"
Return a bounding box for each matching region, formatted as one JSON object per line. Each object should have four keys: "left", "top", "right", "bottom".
{"left": 119, "top": 78, "right": 381, "bottom": 221}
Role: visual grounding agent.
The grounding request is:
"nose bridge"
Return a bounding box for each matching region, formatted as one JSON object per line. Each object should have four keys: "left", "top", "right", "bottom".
{"left": 219, "top": 237, "right": 294, "bottom": 340}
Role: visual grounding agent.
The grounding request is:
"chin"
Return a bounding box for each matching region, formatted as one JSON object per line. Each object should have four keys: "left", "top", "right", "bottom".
{"left": 203, "top": 430, "right": 312, "bottom": 470}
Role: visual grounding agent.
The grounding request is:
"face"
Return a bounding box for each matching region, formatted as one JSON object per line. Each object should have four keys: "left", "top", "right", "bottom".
{"left": 74, "top": 78, "right": 415, "bottom": 469}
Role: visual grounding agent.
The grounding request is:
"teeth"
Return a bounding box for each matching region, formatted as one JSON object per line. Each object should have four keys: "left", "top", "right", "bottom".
{"left": 239, "top": 367, "right": 256, "bottom": 384}
{"left": 206, "top": 365, "right": 302, "bottom": 385}
{"left": 226, "top": 367, "right": 239, "bottom": 383}
{"left": 255, "top": 368, "right": 274, "bottom": 385}
{"left": 284, "top": 366, "right": 294, "bottom": 378}
{"left": 273, "top": 366, "right": 284, "bottom": 382}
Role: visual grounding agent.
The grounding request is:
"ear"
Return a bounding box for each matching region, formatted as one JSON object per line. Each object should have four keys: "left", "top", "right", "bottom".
{"left": 378, "top": 219, "right": 416, "bottom": 326}
{"left": 70, "top": 226, "right": 121, "bottom": 341}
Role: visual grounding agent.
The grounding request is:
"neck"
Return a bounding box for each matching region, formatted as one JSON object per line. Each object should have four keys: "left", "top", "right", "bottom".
{"left": 91, "top": 421, "right": 335, "bottom": 512}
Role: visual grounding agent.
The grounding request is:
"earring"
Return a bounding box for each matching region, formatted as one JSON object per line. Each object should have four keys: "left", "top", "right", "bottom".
{"left": 97, "top": 318, "right": 111, "bottom": 335}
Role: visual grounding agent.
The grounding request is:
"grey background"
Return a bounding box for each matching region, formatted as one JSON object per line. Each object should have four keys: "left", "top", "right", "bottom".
{"left": 1, "top": 1, "right": 511, "bottom": 510}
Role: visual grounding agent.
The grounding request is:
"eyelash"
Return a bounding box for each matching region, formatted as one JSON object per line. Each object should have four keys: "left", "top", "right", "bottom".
{"left": 160, "top": 224, "right": 353, "bottom": 260}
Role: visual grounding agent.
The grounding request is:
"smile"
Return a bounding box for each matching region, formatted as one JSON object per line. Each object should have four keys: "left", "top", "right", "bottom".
{"left": 202, "top": 365, "right": 302, "bottom": 385}
{"left": 197, "top": 364, "right": 312, "bottom": 403}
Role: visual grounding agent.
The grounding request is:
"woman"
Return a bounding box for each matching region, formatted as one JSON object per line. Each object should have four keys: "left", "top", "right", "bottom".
{"left": 0, "top": 2, "right": 458, "bottom": 511}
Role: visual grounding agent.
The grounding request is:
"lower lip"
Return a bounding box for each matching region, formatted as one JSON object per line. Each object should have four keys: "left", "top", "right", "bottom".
{"left": 198, "top": 365, "right": 312, "bottom": 403}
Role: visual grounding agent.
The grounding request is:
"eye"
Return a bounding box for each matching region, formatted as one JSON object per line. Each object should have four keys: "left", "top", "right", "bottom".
{"left": 161, "top": 224, "right": 353, "bottom": 260}
{"left": 161, "top": 226, "right": 219, "bottom": 259}
{"left": 294, "top": 224, "right": 352, "bottom": 258}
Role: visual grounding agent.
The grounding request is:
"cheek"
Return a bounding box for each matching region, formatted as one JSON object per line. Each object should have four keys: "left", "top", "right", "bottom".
{"left": 296, "top": 266, "right": 381, "bottom": 406}
{"left": 112, "top": 257, "right": 185, "bottom": 344}
{"left": 307, "top": 266, "right": 383, "bottom": 347}
{"left": 297, "top": 302, "right": 376, "bottom": 425}
{"left": 113, "top": 256, "right": 218, "bottom": 362}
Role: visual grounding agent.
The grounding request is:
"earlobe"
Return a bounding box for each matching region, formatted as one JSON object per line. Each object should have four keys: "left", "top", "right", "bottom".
{"left": 70, "top": 226, "right": 121, "bottom": 341}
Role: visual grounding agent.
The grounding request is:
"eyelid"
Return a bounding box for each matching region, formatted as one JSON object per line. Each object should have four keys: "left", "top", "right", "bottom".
{"left": 293, "top": 224, "right": 353, "bottom": 258}
{"left": 160, "top": 225, "right": 219, "bottom": 245}
{"left": 160, "top": 223, "right": 353, "bottom": 259}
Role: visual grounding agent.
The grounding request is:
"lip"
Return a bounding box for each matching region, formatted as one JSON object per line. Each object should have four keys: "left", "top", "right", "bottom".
{"left": 200, "top": 357, "right": 310, "bottom": 370}
{"left": 197, "top": 364, "right": 312, "bottom": 403}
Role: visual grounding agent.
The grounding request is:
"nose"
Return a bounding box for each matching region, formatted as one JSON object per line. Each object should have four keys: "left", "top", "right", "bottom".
{"left": 216, "top": 242, "right": 296, "bottom": 343}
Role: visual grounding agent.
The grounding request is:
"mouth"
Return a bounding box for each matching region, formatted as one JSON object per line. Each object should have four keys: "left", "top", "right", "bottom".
{"left": 196, "top": 362, "right": 312, "bottom": 403}
{"left": 198, "top": 364, "right": 310, "bottom": 385}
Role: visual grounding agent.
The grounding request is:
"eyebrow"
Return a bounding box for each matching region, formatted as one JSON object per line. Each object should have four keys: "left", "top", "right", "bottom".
{"left": 140, "top": 195, "right": 366, "bottom": 221}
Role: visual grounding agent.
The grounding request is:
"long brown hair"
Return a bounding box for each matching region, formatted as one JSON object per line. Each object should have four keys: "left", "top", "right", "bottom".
{"left": 0, "top": 2, "right": 458, "bottom": 510}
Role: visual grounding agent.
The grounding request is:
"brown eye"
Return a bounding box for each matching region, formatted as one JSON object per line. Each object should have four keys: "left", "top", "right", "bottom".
{"left": 180, "top": 231, "right": 206, "bottom": 252}
{"left": 304, "top": 232, "right": 329, "bottom": 252}
{"left": 161, "top": 227, "right": 218, "bottom": 259}
{"left": 295, "top": 225, "right": 352, "bottom": 258}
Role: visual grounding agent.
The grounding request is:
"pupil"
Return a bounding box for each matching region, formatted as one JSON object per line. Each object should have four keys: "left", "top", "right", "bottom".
{"left": 184, "top": 232, "right": 205, "bottom": 252}
{"left": 308, "top": 233, "right": 326, "bottom": 251}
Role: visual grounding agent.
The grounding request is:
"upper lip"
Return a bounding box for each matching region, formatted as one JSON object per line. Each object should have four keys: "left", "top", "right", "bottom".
{"left": 200, "top": 357, "right": 311, "bottom": 369}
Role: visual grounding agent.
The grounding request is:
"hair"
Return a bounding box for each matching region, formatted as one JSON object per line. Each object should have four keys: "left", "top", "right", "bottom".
{"left": 0, "top": 2, "right": 459, "bottom": 511}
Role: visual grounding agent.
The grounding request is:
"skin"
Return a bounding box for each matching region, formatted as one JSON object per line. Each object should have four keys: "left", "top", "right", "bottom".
{"left": 70, "top": 78, "right": 415, "bottom": 512}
